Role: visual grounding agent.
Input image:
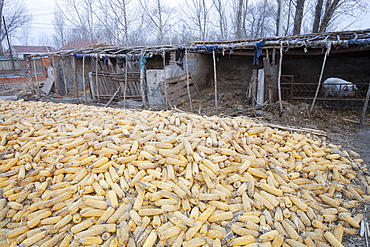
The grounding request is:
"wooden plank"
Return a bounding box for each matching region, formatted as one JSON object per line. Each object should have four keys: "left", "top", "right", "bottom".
{"left": 169, "top": 87, "right": 197, "bottom": 106}
{"left": 168, "top": 85, "right": 197, "bottom": 99}
{"left": 132, "top": 81, "right": 140, "bottom": 95}
{"left": 165, "top": 80, "right": 190, "bottom": 94}
{"left": 127, "top": 81, "right": 136, "bottom": 96}
{"left": 360, "top": 83, "right": 370, "bottom": 126}
{"left": 165, "top": 73, "right": 191, "bottom": 84}
{"left": 71, "top": 56, "right": 78, "bottom": 99}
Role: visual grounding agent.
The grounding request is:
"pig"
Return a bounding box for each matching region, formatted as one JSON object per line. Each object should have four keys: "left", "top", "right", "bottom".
{"left": 322, "top": 77, "right": 358, "bottom": 97}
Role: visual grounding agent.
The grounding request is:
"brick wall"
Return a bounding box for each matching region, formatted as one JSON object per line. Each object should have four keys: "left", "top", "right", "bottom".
{"left": 0, "top": 57, "right": 51, "bottom": 84}
{"left": 41, "top": 57, "right": 51, "bottom": 67}
{"left": 0, "top": 75, "right": 47, "bottom": 84}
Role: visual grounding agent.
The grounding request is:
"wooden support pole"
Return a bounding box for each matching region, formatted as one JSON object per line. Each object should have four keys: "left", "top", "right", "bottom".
{"left": 310, "top": 42, "right": 332, "bottom": 112}
{"left": 139, "top": 54, "right": 149, "bottom": 109}
{"left": 53, "top": 56, "right": 62, "bottom": 96}
{"left": 185, "top": 48, "right": 193, "bottom": 112}
{"left": 277, "top": 42, "right": 283, "bottom": 114}
{"left": 82, "top": 55, "right": 88, "bottom": 104}
{"left": 26, "top": 57, "right": 35, "bottom": 95}
{"left": 60, "top": 57, "right": 68, "bottom": 96}
{"left": 71, "top": 55, "right": 78, "bottom": 100}
{"left": 123, "top": 58, "right": 128, "bottom": 108}
{"left": 212, "top": 50, "right": 218, "bottom": 116}
{"left": 33, "top": 57, "right": 41, "bottom": 98}
{"left": 360, "top": 83, "right": 370, "bottom": 126}
{"left": 162, "top": 50, "right": 169, "bottom": 110}
{"left": 95, "top": 54, "right": 100, "bottom": 104}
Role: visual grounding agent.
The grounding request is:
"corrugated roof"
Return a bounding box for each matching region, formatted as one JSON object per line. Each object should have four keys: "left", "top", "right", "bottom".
{"left": 12, "top": 46, "right": 57, "bottom": 53}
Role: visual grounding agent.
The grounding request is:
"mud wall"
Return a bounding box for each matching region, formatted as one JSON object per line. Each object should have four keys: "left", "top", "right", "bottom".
{"left": 211, "top": 54, "right": 256, "bottom": 92}
{"left": 164, "top": 53, "right": 213, "bottom": 90}
{"left": 282, "top": 50, "right": 370, "bottom": 83}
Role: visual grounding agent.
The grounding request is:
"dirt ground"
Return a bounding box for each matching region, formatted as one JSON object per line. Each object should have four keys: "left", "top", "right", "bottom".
{"left": 179, "top": 87, "right": 370, "bottom": 166}
{"left": 1, "top": 82, "right": 370, "bottom": 246}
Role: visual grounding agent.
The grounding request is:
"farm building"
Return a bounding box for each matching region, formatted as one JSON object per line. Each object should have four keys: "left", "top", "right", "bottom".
{"left": 26, "top": 29, "right": 370, "bottom": 114}
{"left": 10, "top": 46, "right": 57, "bottom": 59}
{"left": 0, "top": 30, "right": 370, "bottom": 247}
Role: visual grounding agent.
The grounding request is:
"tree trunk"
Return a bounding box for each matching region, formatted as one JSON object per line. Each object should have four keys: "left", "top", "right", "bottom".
{"left": 242, "top": 0, "right": 249, "bottom": 37}
{"left": 312, "top": 0, "right": 324, "bottom": 33}
{"left": 293, "top": 0, "right": 305, "bottom": 35}
{"left": 285, "top": 0, "right": 293, "bottom": 36}
{"left": 319, "top": 0, "right": 340, "bottom": 32}
{"left": 276, "top": 0, "right": 281, "bottom": 36}
{"left": 236, "top": 0, "right": 244, "bottom": 38}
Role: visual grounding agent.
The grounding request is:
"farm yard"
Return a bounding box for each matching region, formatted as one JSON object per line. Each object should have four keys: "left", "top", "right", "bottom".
{"left": 1, "top": 29, "right": 370, "bottom": 246}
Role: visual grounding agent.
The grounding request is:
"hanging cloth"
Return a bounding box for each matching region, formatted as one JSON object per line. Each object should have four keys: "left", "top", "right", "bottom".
{"left": 253, "top": 41, "right": 265, "bottom": 65}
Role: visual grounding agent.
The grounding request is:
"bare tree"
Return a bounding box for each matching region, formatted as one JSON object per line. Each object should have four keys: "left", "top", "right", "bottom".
{"left": 246, "top": 0, "right": 276, "bottom": 38}
{"left": 211, "top": 0, "right": 229, "bottom": 40}
{"left": 293, "top": 0, "right": 305, "bottom": 34}
{"left": 15, "top": 23, "right": 31, "bottom": 46}
{"left": 129, "top": 6, "right": 148, "bottom": 46}
{"left": 139, "top": 0, "right": 172, "bottom": 44}
{"left": 38, "top": 31, "right": 52, "bottom": 46}
{"left": 93, "top": 0, "right": 141, "bottom": 46}
{"left": 233, "top": 0, "right": 249, "bottom": 39}
{"left": 0, "top": 0, "right": 31, "bottom": 54}
{"left": 312, "top": 0, "right": 324, "bottom": 32}
{"left": 182, "top": 0, "right": 212, "bottom": 41}
{"left": 56, "top": 0, "right": 96, "bottom": 41}
{"left": 311, "top": 0, "right": 366, "bottom": 33}
{"left": 52, "top": 8, "right": 65, "bottom": 49}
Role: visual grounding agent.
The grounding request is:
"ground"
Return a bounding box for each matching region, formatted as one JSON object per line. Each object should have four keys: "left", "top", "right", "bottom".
{"left": 1, "top": 81, "right": 370, "bottom": 246}
{"left": 178, "top": 86, "right": 370, "bottom": 165}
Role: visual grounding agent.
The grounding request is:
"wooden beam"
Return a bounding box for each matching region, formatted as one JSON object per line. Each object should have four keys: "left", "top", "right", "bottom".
{"left": 213, "top": 50, "right": 218, "bottom": 116}
{"left": 26, "top": 57, "right": 35, "bottom": 95}
{"left": 82, "top": 55, "right": 88, "bottom": 104}
{"left": 277, "top": 42, "right": 283, "bottom": 114}
{"left": 310, "top": 43, "right": 332, "bottom": 112}
{"left": 71, "top": 55, "right": 78, "bottom": 100}
{"left": 360, "top": 83, "right": 370, "bottom": 127}
{"left": 162, "top": 50, "right": 169, "bottom": 110}
{"left": 185, "top": 48, "right": 193, "bottom": 112}
{"left": 95, "top": 54, "right": 100, "bottom": 103}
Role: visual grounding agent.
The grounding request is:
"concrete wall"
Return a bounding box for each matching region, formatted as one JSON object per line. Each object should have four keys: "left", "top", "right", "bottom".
{"left": 146, "top": 69, "right": 166, "bottom": 108}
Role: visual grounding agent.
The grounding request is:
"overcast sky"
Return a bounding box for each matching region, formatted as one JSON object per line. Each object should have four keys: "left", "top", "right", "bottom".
{"left": 15, "top": 0, "right": 370, "bottom": 47}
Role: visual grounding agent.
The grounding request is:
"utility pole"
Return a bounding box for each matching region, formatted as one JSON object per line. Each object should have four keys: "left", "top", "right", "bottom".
{"left": 3, "top": 16, "right": 15, "bottom": 70}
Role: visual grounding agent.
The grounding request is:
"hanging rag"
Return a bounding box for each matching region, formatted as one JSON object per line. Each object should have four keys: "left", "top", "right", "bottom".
{"left": 73, "top": 53, "right": 90, "bottom": 59}
{"left": 101, "top": 56, "right": 109, "bottom": 65}
{"left": 139, "top": 55, "right": 150, "bottom": 73}
{"left": 253, "top": 41, "right": 265, "bottom": 65}
{"left": 196, "top": 45, "right": 218, "bottom": 52}
{"left": 175, "top": 48, "right": 185, "bottom": 70}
